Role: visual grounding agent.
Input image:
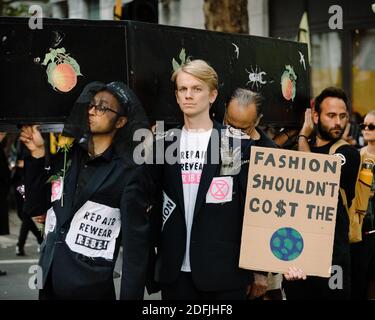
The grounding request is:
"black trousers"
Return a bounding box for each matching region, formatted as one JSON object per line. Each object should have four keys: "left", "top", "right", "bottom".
{"left": 350, "top": 236, "right": 375, "bottom": 299}
{"left": 283, "top": 271, "right": 351, "bottom": 300}
{"left": 15, "top": 186, "right": 43, "bottom": 248}
{"left": 39, "top": 271, "right": 57, "bottom": 300}
{"left": 161, "top": 271, "right": 247, "bottom": 300}
{"left": 0, "top": 195, "right": 9, "bottom": 235}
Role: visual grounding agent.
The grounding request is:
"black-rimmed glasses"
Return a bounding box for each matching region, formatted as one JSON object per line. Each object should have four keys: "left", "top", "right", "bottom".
{"left": 359, "top": 123, "right": 375, "bottom": 131}
{"left": 87, "top": 104, "right": 122, "bottom": 117}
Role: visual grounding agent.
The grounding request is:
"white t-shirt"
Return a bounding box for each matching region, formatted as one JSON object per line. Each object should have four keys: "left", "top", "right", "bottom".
{"left": 180, "top": 127, "right": 212, "bottom": 272}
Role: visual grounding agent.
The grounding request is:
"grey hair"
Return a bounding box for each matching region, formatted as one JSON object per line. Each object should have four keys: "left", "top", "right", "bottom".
{"left": 229, "top": 88, "right": 263, "bottom": 117}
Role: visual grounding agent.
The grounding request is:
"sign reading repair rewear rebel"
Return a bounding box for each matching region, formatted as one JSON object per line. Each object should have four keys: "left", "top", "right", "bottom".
{"left": 239, "top": 146, "right": 342, "bottom": 278}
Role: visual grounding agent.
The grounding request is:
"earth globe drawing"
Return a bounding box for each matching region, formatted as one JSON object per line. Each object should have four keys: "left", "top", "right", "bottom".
{"left": 270, "top": 227, "right": 304, "bottom": 261}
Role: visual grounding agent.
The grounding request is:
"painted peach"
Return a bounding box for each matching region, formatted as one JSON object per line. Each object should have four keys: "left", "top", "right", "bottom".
{"left": 51, "top": 63, "right": 77, "bottom": 92}
{"left": 281, "top": 76, "right": 293, "bottom": 101}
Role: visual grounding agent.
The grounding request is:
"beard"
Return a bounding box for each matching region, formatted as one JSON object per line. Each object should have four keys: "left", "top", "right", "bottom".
{"left": 317, "top": 119, "right": 344, "bottom": 141}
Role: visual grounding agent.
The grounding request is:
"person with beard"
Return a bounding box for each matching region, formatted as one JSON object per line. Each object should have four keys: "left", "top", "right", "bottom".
{"left": 21, "top": 82, "right": 152, "bottom": 300}
{"left": 283, "top": 87, "right": 360, "bottom": 299}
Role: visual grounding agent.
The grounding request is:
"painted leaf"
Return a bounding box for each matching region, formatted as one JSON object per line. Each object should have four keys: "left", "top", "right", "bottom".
{"left": 46, "top": 62, "right": 57, "bottom": 90}
{"left": 66, "top": 57, "right": 82, "bottom": 76}
{"left": 55, "top": 48, "right": 66, "bottom": 54}
{"left": 172, "top": 58, "right": 180, "bottom": 72}
{"left": 179, "top": 48, "right": 186, "bottom": 64}
{"left": 49, "top": 50, "right": 58, "bottom": 62}
{"left": 285, "top": 65, "right": 297, "bottom": 81}
{"left": 291, "top": 84, "right": 296, "bottom": 101}
{"left": 42, "top": 53, "right": 53, "bottom": 66}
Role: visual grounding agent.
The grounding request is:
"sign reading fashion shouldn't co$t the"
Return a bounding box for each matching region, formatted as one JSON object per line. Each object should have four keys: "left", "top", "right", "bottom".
{"left": 239, "top": 146, "right": 342, "bottom": 277}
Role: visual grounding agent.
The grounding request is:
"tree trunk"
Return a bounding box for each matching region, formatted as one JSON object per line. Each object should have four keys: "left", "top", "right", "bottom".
{"left": 204, "top": 0, "right": 249, "bottom": 34}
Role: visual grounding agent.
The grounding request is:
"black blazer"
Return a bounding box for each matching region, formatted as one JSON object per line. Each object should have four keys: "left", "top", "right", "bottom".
{"left": 149, "top": 121, "right": 254, "bottom": 292}
{"left": 24, "top": 143, "right": 153, "bottom": 300}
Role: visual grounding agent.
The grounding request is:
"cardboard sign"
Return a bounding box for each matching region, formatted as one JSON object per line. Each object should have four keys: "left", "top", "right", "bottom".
{"left": 239, "top": 146, "right": 341, "bottom": 277}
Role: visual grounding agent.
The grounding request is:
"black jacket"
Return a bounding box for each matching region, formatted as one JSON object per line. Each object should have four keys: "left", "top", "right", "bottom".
{"left": 0, "top": 141, "right": 10, "bottom": 195}
{"left": 24, "top": 143, "right": 153, "bottom": 300}
{"left": 149, "top": 122, "right": 254, "bottom": 292}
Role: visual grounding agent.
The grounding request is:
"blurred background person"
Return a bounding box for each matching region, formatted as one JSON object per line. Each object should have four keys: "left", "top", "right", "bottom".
{"left": 11, "top": 138, "right": 43, "bottom": 256}
{"left": 0, "top": 132, "right": 10, "bottom": 236}
{"left": 351, "top": 110, "right": 375, "bottom": 299}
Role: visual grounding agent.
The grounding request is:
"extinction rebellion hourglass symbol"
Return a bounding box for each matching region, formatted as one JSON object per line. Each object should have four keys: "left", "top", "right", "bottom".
{"left": 209, "top": 179, "right": 230, "bottom": 201}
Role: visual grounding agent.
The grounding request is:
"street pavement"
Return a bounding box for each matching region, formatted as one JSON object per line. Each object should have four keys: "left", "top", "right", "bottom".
{"left": 0, "top": 210, "right": 160, "bottom": 300}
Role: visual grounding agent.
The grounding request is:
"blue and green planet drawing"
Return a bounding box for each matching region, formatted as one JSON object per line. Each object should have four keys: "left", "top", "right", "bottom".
{"left": 270, "top": 227, "right": 304, "bottom": 261}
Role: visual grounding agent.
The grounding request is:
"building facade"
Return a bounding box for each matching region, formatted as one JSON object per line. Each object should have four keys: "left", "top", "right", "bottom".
{"left": 47, "top": 0, "right": 375, "bottom": 116}
{"left": 270, "top": 0, "right": 375, "bottom": 116}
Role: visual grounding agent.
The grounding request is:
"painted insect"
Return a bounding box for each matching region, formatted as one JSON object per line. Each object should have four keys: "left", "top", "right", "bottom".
{"left": 245, "top": 66, "right": 267, "bottom": 90}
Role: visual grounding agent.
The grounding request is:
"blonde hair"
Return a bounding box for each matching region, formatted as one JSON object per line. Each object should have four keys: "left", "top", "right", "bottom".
{"left": 366, "top": 110, "right": 375, "bottom": 118}
{"left": 171, "top": 59, "right": 218, "bottom": 91}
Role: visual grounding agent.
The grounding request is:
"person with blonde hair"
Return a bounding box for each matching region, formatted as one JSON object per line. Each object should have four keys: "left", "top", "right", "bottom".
{"left": 148, "top": 59, "right": 268, "bottom": 300}
{"left": 351, "top": 110, "right": 375, "bottom": 299}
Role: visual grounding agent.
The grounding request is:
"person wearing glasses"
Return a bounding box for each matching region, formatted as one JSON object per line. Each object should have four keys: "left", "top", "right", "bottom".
{"left": 224, "top": 88, "right": 278, "bottom": 148}
{"left": 224, "top": 88, "right": 285, "bottom": 300}
{"left": 20, "top": 81, "right": 153, "bottom": 300}
{"left": 283, "top": 87, "right": 360, "bottom": 299}
{"left": 351, "top": 110, "right": 375, "bottom": 300}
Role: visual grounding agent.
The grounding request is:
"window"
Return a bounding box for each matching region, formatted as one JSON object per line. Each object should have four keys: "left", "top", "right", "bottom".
{"left": 86, "top": 0, "right": 100, "bottom": 20}
{"left": 51, "top": 0, "right": 68, "bottom": 18}
{"left": 352, "top": 29, "right": 375, "bottom": 116}
{"left": 310, "top": 32, "right": 342, "bottom": 98}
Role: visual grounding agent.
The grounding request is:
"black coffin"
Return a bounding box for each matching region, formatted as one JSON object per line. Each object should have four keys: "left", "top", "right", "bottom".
{"left": 0, "top": 17, "right": 309, "bottom": 130}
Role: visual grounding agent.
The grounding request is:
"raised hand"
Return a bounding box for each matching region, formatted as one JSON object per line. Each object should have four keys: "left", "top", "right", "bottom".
{"left": 300, "top": 108, "right": 314, "bottom": 138}
{"left": 20, "top": 125, "right": 45, "bottom": 158}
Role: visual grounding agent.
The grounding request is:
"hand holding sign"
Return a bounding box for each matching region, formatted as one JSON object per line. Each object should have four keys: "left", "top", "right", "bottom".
{"left": 240, "top": 147, "right": 342, "bottom": 277}
{"left": 284, "top": 267, "right": 307, "bottom": 281}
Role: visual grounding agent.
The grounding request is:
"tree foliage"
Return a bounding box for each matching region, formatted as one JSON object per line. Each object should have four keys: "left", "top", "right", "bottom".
{"left": 0, "top": 0, "right": 47, "bottom": 17}
{"left": 203, "top": 0, "right": 249, "bottom": 34}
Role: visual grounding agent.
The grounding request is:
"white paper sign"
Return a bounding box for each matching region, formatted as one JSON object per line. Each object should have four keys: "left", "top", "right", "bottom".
{"left": 206, "top": 176, "right": 233, "bottom": 204}
{"left": 65, "top": 201, "right": 121, "bottom": 260}
{"left": 45, "top": 207, "right": 56, "bottom": 236}
{"left": 162, "top": 191, "right": 176, "bottom": 230}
